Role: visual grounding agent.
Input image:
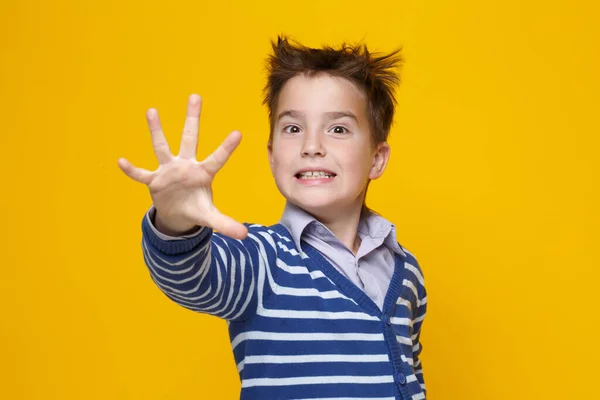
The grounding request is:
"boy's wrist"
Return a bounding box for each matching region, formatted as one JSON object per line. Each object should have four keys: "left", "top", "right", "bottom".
{"left": 152, "top": 208, "right": 200, "bottom": 237}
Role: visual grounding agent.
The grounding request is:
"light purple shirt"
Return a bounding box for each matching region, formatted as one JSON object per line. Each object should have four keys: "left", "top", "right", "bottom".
{"left": 278, "top": 202, "right": 405, "bottom": 310}
{"left": 146, "top": 202, "right": 405, "bottom": 310}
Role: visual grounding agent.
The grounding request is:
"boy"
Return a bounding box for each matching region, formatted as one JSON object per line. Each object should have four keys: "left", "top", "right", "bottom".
{"left": 118, "top": 36, "right": 427, "bottom": 400}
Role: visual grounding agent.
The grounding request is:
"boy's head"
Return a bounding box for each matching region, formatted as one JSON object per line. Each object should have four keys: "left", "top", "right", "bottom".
{"left": 264, "top": 36, "right": 403, "bottom": 221}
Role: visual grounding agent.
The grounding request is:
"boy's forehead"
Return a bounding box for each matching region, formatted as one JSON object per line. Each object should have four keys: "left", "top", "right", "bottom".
{"left": 276, "top": 74, "right": 367, "bottom": 118}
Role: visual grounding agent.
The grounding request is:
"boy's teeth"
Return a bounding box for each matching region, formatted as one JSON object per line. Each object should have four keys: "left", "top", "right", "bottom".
{"left": 298, "top": 171, "right": 334, "bottom": 179}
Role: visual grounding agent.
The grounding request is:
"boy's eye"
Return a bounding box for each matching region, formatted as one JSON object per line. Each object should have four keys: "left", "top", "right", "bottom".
{"left": 283, "top": 125, "right": 301, "bottom": 134}
{"left": 329, "top": 126, "right": 348, "bottom": 134}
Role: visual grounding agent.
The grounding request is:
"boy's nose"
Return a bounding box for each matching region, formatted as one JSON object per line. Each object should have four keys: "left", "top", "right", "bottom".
{"left": 301, "top": 131, "right": 326, "bottom": 157}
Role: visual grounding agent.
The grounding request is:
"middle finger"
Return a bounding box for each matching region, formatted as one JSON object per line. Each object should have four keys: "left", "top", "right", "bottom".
{"left": 179, "top": 94, "right": 202, "bottom": 159}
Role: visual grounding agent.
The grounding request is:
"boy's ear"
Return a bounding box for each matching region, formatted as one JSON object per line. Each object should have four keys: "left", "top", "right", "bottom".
{"left": 267, "top": 142, "right": 274, "bottom": 172}
{"left": 369, "top": 142, "right": 391, "bottom": 180}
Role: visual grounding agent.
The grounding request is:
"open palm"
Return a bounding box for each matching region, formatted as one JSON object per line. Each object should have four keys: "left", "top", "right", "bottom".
{"left": 117, "top": 94, "right": 248, "bottom": 239}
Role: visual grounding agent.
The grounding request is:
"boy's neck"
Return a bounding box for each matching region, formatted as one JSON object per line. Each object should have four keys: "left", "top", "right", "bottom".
{"left": 306, "top": 203, "right": 364, "bottom": 255}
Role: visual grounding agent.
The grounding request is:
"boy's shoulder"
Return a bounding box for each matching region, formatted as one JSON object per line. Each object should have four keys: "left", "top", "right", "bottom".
{"left": 240, "top": 222, "right": 291, "bottom": 238}
{"left": 218, "top": 222, "right": 304, "bottom": 263}
{"left": 227, "top": 222, "right": 295, "bottom": 251}
{"left": 399, "top": 245, "right": 420, "bottom": 265}
{"left": 400, "top": 246, "right": 426, "bottom": 286}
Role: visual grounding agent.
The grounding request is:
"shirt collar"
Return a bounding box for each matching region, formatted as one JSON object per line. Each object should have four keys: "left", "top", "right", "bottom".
{"left": 279, "top": 201, "right": 317, "bottom": 252}
{"left": 278, "top": 201, "right": 406, "bottom": 257}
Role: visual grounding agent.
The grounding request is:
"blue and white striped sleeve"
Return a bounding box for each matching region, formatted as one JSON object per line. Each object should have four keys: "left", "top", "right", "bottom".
{"left": 140, "top": 207, "right": 261, "bottom": 322}
{"left": 412, "top": 259, "right": 428, "bottom": 396}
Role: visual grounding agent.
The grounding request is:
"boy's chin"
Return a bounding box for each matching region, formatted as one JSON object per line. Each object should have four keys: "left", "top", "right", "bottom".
{"left": 288, "top": 197, "right": 353, "bottom": 218}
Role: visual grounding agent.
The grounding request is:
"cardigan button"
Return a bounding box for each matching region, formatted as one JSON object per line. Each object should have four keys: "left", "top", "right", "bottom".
{"left": 383, "top": 314, "right": 391, "bottom": 326}
{"left": 396, "top": 372, "right": 406, "bottom": 385}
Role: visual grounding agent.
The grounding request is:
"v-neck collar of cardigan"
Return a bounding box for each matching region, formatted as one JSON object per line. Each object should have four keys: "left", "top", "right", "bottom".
{"left": 278, "top": 201, "right": 406, "bottom": 260}
{"left": 269, "top": 223, "right": 408, "bottom": 318}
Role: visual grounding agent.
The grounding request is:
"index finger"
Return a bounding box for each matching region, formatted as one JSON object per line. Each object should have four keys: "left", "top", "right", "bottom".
{"left": 203, "top": 130, "right": 242, "bottom": 176}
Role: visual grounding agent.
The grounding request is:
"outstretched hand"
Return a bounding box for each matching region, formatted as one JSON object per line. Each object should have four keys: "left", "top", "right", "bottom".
{"left": 118, "top": 94, "right": 248, "bottom": 239}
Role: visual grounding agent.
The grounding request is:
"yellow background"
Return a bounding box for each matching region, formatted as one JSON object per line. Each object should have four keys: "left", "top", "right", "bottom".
{"left": 1, "top": 0, "right": 598, "bottom": 398}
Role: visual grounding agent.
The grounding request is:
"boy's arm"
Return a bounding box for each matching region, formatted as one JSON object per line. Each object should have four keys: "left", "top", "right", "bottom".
{"left": 408, "top": 255, "right": 428, "bottom": 396}
{"left": 118, "top": 94, "right": 258, "bottom": 319}
{"left": 141, "top": 207, "right": 261, "bottom": 321}
{"left": 412, "top": 295, "right": 427, "bottom": 396}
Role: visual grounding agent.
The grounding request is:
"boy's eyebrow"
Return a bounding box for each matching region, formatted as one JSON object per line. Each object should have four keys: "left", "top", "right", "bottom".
{"left": 323, "top": 111, "right": 359, "bottom": 124}
{"left": 277, "top": 110, "right": 305, "bottom": 121}
{"left": 276, "top": 110, "right": 359, "bottom": 124}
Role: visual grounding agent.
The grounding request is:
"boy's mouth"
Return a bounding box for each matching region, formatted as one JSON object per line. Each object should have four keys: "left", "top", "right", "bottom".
{"left": 295, "top": 170, "right": 337, "bottom": 180}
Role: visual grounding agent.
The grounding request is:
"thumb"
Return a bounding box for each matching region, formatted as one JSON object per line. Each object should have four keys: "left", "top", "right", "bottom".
{"left": 203, "top": 208, "right": 248, "bottom": 240}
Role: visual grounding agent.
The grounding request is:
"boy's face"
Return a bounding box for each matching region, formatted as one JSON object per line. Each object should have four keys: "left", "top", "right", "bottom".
{"left": 268, "top": 73, "right": 390, "bottom": 219}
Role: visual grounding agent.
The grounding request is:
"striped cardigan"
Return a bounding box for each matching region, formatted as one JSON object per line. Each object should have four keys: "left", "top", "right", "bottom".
{"left": 142, "top": 216, "right": 427, "bottom": 400}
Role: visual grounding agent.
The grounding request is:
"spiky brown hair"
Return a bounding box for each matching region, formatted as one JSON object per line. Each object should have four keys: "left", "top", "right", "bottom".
{"left": 263, "top": 35, "right": 404, "bottom": 146}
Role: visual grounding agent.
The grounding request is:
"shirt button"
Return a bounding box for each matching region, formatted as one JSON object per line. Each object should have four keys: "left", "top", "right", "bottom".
{"left": 396, "top": 372, "right": 406, "bottom": 385}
